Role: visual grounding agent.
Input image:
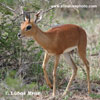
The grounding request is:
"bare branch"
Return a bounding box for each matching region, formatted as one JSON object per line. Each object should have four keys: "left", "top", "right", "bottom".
{"left": 90, "top": 53, "right": 99, "bottom": 56}
{"left": 14, "top": 0, "right": 69, "bottom": 18}
{"left": 43, "top": 0, "right": 69, "bottom": 14}
{"left": 5, "top": 0, "right": 75, "bottom": 22}
{"left": 0, "top": 2, "right": 15, "bottom": 14}
{"left": 69, "top": 0, "right": 79, "bottom": 14}
{"left": 33, "top": 0, "right": 69, "bottom": 23}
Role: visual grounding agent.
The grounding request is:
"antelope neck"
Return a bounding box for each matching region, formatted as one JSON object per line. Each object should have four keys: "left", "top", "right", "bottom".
{"left": 32, "top": 24, "right": 50, "bottom": 49}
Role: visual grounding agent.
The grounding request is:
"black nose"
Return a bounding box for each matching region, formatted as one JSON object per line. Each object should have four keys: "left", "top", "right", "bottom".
{"left": 17, "top": 33, "right": 21, "bottom": 38}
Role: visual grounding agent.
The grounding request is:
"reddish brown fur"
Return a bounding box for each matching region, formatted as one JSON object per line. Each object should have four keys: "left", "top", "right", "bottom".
{"left": 45, "top": 24, "right": 87, "bottom": 54}
{"left": 19, "top": 17, "right": 90, "bottom": 97}
{"left": 20, "top": 20, "right": 87, "bottom": 55}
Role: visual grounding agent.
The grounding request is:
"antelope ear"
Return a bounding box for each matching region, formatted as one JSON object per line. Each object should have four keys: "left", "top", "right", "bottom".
{"left": 24, "top": 12, "right": 30, "bottom": 22}
{"left": 34, "top": 10, "right": 43, "bottom": 23}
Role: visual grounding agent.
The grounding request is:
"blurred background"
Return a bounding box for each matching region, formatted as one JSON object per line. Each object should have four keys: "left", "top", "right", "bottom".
{"left": 0, "top": 0, "right": 100, "bottom": 100}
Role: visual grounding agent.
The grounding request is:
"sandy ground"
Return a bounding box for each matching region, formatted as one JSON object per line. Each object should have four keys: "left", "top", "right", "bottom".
{"left": 0, "top": 81, "right": 100, "bottom": 100}
{"left": 32, "top": 82, "right": 100, "bottom": 100}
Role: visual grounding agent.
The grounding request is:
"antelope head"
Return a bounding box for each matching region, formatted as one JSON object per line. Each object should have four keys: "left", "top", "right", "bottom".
{"left": 18, "top": 10, "right": 43, "bottom": 38}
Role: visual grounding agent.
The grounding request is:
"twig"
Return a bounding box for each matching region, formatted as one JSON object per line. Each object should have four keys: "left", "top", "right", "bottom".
{"left": 69, "top": 0, "right": 79, "bottom": 13}
{"left": 42, "top": 0, "right": 69, "bottom": 14}
{"left": 0, "top": 2, "right": 15, "bottom": 14}
{"left": 12, "top": 0, "right": 69, "bottom": 21}
{"left": 90, "top": 53, "right": 99, "bottom": 56}
{"left": 1, "top": 0, "right": 77, "bottom": 22}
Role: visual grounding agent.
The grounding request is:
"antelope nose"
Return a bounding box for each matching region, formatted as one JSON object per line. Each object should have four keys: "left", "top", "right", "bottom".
{"left": 17, "top": 33, "right": 21, "bottom": 38}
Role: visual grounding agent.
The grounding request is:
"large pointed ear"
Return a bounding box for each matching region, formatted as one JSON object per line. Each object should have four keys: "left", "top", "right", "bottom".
{"left": 34, "top": 10, "right": 43, "bottom": 23}
{"left": 24, "top": 12, "right": 31, "bottom": 22}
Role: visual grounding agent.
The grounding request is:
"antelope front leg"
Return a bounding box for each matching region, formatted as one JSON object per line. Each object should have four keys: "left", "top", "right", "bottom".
{"left": 42, "top": 52, "right": 53, "bottom": 89}
{"left": 53, "top": 55, "right": 60, "bottom": 97}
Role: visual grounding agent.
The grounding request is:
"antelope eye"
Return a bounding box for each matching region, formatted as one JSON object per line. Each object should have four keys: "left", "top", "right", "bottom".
{"left": 26, "top": 25, "right": 32, "bottom": 31}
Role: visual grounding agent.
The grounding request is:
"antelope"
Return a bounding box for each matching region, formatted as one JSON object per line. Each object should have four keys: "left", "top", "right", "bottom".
{"left": 18, "top": 11, "right": 90, "bottom": 97}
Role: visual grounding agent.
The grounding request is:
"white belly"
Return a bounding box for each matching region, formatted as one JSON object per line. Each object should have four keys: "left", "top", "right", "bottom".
{"left": 63, "top": 46, "right": 77, "bottom": 53}
{"left": 47, "top": 46, "right": 77, "bottom": 56}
